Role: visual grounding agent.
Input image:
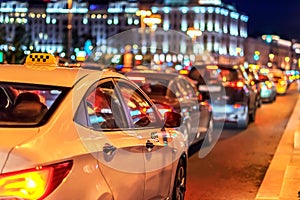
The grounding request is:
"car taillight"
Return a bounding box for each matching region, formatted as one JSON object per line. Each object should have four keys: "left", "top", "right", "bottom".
{"left": 236, "top": 81, "right": 244, "bottom": 88}
{"left": 179, "top": 69, "right": 189, "bottom": 75}
{"left": 227, "top": 81, "right": 244, "bottom": 88}
{"left": 0, "top": 160, "right": 73, "bottom": 200}
{"left": 233, "top": 103, "right": 242, "bottom": 109}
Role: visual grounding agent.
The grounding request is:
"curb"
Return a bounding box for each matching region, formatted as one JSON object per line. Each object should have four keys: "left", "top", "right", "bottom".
{"left": 255, "top": 93, "right": 300, "bottom": 200}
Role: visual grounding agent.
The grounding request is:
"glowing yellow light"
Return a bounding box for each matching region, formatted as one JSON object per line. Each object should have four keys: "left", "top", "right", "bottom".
{"left": 24, "top": 53, "right": 58, "bottom": 71}
{"left": 285, "top": 57, "right": 290, "bottom": 62}
{"left": 206, "top": 65, "right": 218, "bottom": 69}
{"left": 0, "top": 169, "right": 50, "bottom": 199}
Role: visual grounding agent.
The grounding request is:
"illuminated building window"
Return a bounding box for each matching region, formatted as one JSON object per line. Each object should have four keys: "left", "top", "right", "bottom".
{"left": 207, "top": 21, "right": 213, "bottom": 32}
{"left": 134, "top": 19, "right": 139, "bottom": 25}
{"left": 127, "top": 18, "right": 133, "bottom": 25}
{"left": 203, "top": 35, "right": 207, "bottom": 51}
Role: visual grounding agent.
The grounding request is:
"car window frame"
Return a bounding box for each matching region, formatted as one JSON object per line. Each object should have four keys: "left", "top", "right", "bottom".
{"left": 112, "top": 77, "right": 164, "bottom": 130}
{"left": 75, "top": 78, "right": 130, "bottom": 131}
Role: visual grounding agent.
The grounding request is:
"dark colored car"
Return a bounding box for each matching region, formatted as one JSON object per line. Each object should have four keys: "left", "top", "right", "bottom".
{"left": 183, "top": 64, "right": 227, "bottom": 124}
{"left": 214, "top": 64, "right": 258, "bottom": 129}
{"left": 243, "top": 67, "right": 262, "bottom": 108}
{"left": 126, "top": 71, "right": 213, "bottom": 147}
{"left": 186, "top": 64, "right": 223, "bottom": 101}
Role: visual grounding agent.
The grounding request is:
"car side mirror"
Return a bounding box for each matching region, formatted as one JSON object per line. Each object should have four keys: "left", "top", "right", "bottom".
{"left": 163, "top": 111, "right": 181, "bottom": 128}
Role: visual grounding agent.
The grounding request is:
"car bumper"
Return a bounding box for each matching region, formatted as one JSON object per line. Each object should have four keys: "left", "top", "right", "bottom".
{"left": 260, "top": 89, "right": 275, "bottom": 101}
{"left": 212, "top": 103, "right": 247, "bottom": 123}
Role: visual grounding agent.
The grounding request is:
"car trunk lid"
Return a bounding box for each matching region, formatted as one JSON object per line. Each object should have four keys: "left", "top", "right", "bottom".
{"left": 0, "top": 127, "right": 38, "bottom": 173}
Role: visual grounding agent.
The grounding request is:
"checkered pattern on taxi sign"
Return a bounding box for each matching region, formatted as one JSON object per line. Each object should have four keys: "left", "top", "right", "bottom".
{"left": 29, "top": 54, "right": 50, "bottom": 62}
{"left": 25, "top": 53, "right": 58, "bottom": 70}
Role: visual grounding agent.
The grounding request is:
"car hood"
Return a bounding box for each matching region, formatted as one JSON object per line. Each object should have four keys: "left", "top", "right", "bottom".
{"left": 0, "top": 127, "right": 38, "bottom": 173}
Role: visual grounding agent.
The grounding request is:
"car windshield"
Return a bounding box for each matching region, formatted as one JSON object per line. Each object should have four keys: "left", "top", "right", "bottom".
{"left": 219, "top": 68, "right": 239, "bottom": 82}
{"left": 0, "top": 82, "right": 69, "bottom": 126}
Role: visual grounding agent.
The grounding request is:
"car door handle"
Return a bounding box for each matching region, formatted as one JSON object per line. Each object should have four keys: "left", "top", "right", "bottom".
{"left": 103, "top": 143, "right": 116, "bottom": 162}
{"left": 146, "top": 140, "right": 155, "bottom": 152}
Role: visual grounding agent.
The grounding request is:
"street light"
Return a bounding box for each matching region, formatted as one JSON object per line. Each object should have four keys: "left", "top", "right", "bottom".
{"left": 136, "top": 10, "right": 152, "bottom": 30}
{"left": 186, "top": 27, "right": 202, "bottom": 42}
{"left": 67, "top": 0, "right": 73, "bottom": 63}
{"left": 142, "top": 14, "right": 162, "bottom": 63}
{"left": 143, "top": 14, "right": 162, "bottom": 30}
{"left": 136, "top": 10, "right": 152, "bottom": 55}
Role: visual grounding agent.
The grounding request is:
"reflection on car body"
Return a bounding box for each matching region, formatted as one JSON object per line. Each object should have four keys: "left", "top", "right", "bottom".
{"left": 126, "top": 71, "right": 213, "bottom": 147}
{"left": 0, "top": 53, "right": 188, "bottom": 200}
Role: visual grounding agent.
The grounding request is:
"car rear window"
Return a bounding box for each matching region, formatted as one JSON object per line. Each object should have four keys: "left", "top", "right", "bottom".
{"left": 0, "top": 82, "right": 69, "bottom": 126}
{"left": 219, "top": 68, "right": 239, "bottom": 82}
{"left": 131, "top": 78, "right": 171, "bottom": 97}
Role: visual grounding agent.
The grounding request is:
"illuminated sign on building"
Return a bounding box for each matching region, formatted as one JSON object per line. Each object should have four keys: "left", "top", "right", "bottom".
{"left": 198, "top": 0, "right": 221, "bottom": 5}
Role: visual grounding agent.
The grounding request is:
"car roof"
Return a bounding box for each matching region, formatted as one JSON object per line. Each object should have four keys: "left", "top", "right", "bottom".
{"left": 0, "top": 64, "right": 123, "bottom": 87}
{"left": 126, "top": 70, "right": 183, "bottom": 80}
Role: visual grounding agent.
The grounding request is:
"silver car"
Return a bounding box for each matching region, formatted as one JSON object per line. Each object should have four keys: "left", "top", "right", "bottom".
{"left": 0, "top": 53, "right": 188, "bottom": 200}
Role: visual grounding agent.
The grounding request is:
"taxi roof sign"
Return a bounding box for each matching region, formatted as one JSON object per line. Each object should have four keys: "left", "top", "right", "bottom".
{"left": 25, "top": 53, "right": 58, "bottom": 70}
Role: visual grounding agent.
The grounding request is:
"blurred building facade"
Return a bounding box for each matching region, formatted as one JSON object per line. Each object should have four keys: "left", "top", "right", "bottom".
{"left": 0, "top": 0, "right": 298, "bottom": 68}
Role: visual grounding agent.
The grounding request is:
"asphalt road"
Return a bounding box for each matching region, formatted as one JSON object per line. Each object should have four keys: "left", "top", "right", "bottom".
{"left": 186, "top": 82, "right": 299, "bottom": 200}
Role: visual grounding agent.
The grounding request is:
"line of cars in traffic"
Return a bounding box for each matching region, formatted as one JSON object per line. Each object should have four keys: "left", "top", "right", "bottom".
{"left": 0, "top": 53, "right": 187, "bottom": 200}
{"left": 0, "top": 52, "right": 296, "bottom": 199}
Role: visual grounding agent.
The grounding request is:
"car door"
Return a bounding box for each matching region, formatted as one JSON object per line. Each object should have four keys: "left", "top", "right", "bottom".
{"left": 76, "top": 78, "right": 145, "bottom": 200}
{"left": 114, "top": 78, "right": 176, "bottom": 199}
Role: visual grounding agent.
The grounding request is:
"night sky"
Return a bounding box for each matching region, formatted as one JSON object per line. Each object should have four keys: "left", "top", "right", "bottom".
{"left": 223, "top": 0, "right": 300, "bottom": 41}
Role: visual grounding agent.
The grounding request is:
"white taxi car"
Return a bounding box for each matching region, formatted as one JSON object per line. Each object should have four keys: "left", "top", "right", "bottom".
{"left": 0, "top": 53, "right": 188, "bottom": 200}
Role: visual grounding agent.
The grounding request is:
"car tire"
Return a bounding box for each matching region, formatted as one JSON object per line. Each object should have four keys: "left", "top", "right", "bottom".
{"left": 257, "top": 96, "right": 262, "bottom": 108}
{"left": 206, "top": 116, "right": 214, "bottom": 145}
{"left": 237, "top": 105, "right": 249, "bottom": 129}
{"left": 250, "top": 105, "right": 256, "bottom": 122}
{"left": 172, "top": 158, "right": 186, "bottom": 200}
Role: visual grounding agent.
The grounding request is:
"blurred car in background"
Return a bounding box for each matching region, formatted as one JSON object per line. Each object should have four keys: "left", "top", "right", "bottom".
{"left": 0, "top": 53, "right": 188, "bottom": 200}
{"left": 258, "top": 73, "right": 277, "bottom": 103}
{"left": 183, "top": 64, "right": 223, "bottom": 101}
{"left": 268, "top": 69, "right": 288, "bottom": 95}
{"left": 126, "top": 71, "right": 213, "bottom": 147}
{"left": 242, "top": 67, "right": 262, "bottom": 108}
{"left": 215, "top": 64, "right": 258, "bottom": 129}
{"left": 180, "top": 64, "right": 226, "bottom": 123}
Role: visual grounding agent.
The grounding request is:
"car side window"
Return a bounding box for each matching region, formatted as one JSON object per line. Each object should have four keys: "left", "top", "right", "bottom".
{"left": 178, "top": 79, "right": 196, "bottom": 98}
{"left": 115, "top": 79, "right": 161, "bottom": 128}
{"left": 81, "top": 80, "right": 128, "bottom": 130}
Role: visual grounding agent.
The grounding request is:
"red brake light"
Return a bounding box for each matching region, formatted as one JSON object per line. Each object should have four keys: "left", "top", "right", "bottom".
{"left": 233, "top": 103, "right": 242, "bottom": 109}
{"left": 0, "top": 160, "right": 73, "bottom": 200}
{"left": 227, "top": 81, "right": 244, "bottom": 88}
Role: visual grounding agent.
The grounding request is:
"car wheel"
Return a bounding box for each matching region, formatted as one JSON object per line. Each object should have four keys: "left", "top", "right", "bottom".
{"left": 206, "top": 116, "right": 214, "bottom": 145}
{"left": 237, "top": 105, "right": 249, "bottom": 129}
{"left": 250, "top": 104, "right": 256, "bottom": 122}
{"left": 172, "top": 158, "right": 186, "bottom": 200}
{"left": 257, "top": 96, "right": 262, "bottom": 108}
